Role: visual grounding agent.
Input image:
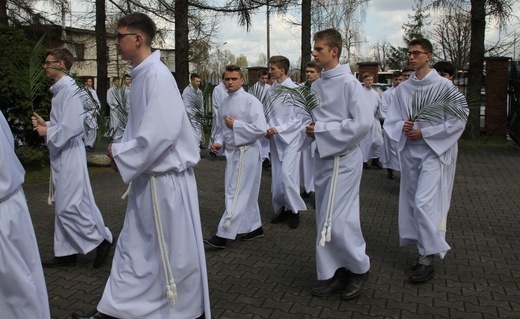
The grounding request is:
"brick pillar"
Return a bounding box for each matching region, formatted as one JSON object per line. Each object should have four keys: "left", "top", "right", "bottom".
{"left": 356, "top": 62, "right": 379, "bottom": 83}
{"left": 485, "top": 57, "right": 510, "bottom": 136}
{"left": 247, "top": 66, "right": 269, "bottom": 87}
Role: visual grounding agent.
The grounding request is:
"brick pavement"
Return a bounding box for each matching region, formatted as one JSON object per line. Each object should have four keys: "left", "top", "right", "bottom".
{"left": 23, "top": 145, "right": 520, "bottom": 319}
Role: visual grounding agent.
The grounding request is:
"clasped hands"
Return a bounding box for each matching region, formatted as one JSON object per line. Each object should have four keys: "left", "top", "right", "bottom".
{"left": 403, "top": 120, "right": 422, "bottom": 141}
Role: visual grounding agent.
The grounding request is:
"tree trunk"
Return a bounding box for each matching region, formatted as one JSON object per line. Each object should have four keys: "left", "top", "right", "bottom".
{"left": 300, "top": 0, "right": 312, "bottom": 81}
{"left": 0, "top": 0, "right": 7, "bottom": 26}
{"left": 95, "top": 0, "right": 108, "bottom": 116}
{"left": 175, "top": 0, "right": 190, "bottom": 91}
{"left": 465, "top": 0, "right": 486, "bottom": 139}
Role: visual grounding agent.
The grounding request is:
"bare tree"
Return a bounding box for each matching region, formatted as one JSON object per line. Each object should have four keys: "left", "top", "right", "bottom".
{"left": 431, "top": 8, "right": 471, "bottom": 70}
{"left": 255, "top": 52, "right": 268, "bottom": 66}
{"left": 372, "top": 41, "right": 390, "bottom": 71}
{"left": 430, "top": 0, "right": 515, "bottom": 138}
{"left": 311, "top": 0, "right": 369, "bottom": 63}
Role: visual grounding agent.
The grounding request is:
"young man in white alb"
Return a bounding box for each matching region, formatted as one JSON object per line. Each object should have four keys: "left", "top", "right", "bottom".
{"left": 204, "top": 65, "right": 267, "bottom": 249}
{"left": 306, "top": 28, "right": 371, "bottom": 300}
{"left": 384, "top": 39, "right": 468, "bottom": 282}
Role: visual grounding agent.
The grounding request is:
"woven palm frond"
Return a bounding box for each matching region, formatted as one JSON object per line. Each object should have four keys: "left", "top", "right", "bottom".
{"left": 269, "top": 85, "right": 321, "bottom": 122}
{"left": 408, "top": 82, "right": 469, "bottom": 124}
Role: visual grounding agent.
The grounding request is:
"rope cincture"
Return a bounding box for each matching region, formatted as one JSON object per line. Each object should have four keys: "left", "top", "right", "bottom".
{"left": 224, "top": 144, "right": 252, "bottom": 228}
{"left": 319, "top": 149, "right": 349, "bottom": 247}
{"left": 438, "top": 147, "right": 452, "bottom": 232}
{"left": 150, "top": 174, "right": 177, "bottom": 307}
{"left": 121, "top": 182, "right": 132, "bottom": 199}
{"left": 48, "top": 171, "right": 54, "bottom": 205}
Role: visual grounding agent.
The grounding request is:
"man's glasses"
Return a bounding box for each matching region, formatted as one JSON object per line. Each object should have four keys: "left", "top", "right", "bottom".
{"left": 407, "top": 51, "right": 429, "bottom": 57}
{"left": 43, "top": 60, "right": 60, "bottom": 66}
{"left": 116, "top": 33, "right": 138, "bottom": 40}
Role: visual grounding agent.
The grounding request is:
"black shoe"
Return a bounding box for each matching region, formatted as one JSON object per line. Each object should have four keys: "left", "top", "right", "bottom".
{"left": 241, "top": 227, "right": 264, "bottom": 241}
{"left": 409, "top": 264, "right": 435, "bottom": 282}
{"left": 301, "top": 191, "right": 311, "bottom": 199}
{"left": 72, "top": 310, "right": 118, "bottom": 319}
{"left": 271, "top": 209, "right": 290, "bottom": 224}
{"left": 371, "top": 159, "right": 383, "bottom": 169}
{"left": 86, "top": 146, "right": 97, "bottom": 152}
{"left": 311, "top": 268, "right": 350, "bottom": 297}
{"left": 204, "top": 235, "right": 227, "bottom": 249}
{"left": 209, "top": 151, "right": 217, "bottom": 161}
{"left": 93, "top": 240, "right": 113, "bottom": 268}
{"left": 363, "top": 162, "right": 370, "bottom": 169}
{"left": 42, "top": 254, "right": 77, "bottom": 268}
{"left": 262, "top": 159, "right": 271, "bottom": 169}
{"left": 387, "top": 169, "right": 395, "bottom": 180}
{"left": 289, "top": 212, "right": 300, "bottom": 229}
{"left": 341, "top": 271, "right": 369, "bottom": 300}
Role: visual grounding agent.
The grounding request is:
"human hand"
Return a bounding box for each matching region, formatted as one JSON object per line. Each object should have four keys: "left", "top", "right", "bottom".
{"left": 225, "top": 117, "right": 235, "bottom": 129}
{"left": 306, "top": 122, "right": 315, "bottom": 139}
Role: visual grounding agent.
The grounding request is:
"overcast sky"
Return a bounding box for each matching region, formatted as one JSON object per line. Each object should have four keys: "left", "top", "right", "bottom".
{"left": 213, "top": 0, "right": 519, "bottom": 67}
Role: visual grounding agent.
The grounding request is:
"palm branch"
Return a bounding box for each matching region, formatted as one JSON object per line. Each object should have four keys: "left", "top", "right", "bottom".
{"left": 185, "top": 84, "right": 209, "bottom": 144}
{"left": 19, "top": 36, "right": 47, "bottom": 112}
{"left": 102, "top": 81, "right": 129, "bottom": 142}
{"left": 408, "top": 82, "right": 469, "bottom": 124}
{"left": 268, "top": 85, "right": 321, "bottom": 122}
{"left": 248, "top": 84, "right": 276, "bottom": 123}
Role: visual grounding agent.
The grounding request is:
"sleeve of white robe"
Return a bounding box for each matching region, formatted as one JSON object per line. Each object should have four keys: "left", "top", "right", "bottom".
{"left": 111, "top": 73, "right": 186, "bottom": 183}
{"left": 314, "top": 81, "right": 373, "bottom": 158}
{"left": 231, "top": 98, "right": 267, "bottom": 146}
{"left": 45, "top": 90, "right": 85, "bottom": 154}
{"left": 383, "top": 87, "right": 408, "bottom": 146}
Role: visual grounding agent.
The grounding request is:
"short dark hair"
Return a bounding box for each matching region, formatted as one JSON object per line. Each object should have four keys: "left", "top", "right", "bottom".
{"left": 225, "top": 65, "right": 243, "bottom": 78}
{"left": 433, "top": 61, "right": 456, "bottom": 77}
{"left": 402, "top": 66, "right": 414, "bottom": 73}
{"left": 362, "top": 72, "right": 374, "bottom": 80}
{"left": 409, "top": 38, "right": 433, "bottom": 54}
{"left": 313, "top": 28, "right": 342, "bottom": 57}
{"left": 392, "top": 71, "right": 403, "bottom": 78}
{"left": 268, "top": 56, "right": 290, "bottom": 75}
{"left": 112, "top": 77, "right": 120, "bottom": 82}
{"left": 306, "top": 61, "right": 319, "bottom": 72}
{"left": 46, "top": 48, "right": 74, "bottom": 70}
{"left": 117, "top": 13, "right": 156, "bottom": 45}
{"left": 190, "top": 73, "right": 201, "bottom": 80}
{"left": 257, "top": 70, "right": 269, "bottom": 78}
{"left": 124, "top": 74, "right": 131, "bottom": 79}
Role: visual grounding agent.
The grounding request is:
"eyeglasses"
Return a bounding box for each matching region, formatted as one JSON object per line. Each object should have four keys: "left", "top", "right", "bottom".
{"left": 407, "top": 51, "right": 429, "bottom": 57}
{"left": 116, "top": 33, "right": 138, "bottom": 40}
{"left": 43, "top": 60, "right": 60, "bottom": 66}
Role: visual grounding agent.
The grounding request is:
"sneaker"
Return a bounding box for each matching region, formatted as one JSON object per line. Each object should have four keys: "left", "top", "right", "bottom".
{"left": 204, "top": 235, "right": 227, "bottom": 249}
{"left": 289, "top": 212, "right": 300, "bottom": 229}
{"left": 241, "top": 227, "right": 264, "bottom": 241}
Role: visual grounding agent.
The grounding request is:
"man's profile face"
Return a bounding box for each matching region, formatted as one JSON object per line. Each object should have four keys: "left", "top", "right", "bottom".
{"left": 115, "top": 26, "right": 139, "bottom": 63}
{"left": 312, "top": 39, "right": 336, "bottom": 70}
{"left": 269, "top": 64, "right": 284, "bottom": 81}
{"left": 85, "top": 79, "right": 93, "bottom": 87}
{"left": 306, "top": 67, "right": 320, "bottom": 83}
{"left": 223, "top": 70, "right": 244, "bottom": 94}
{"left": 43, "top": 55, "right": 64, "bottom": 81}
{"left": 191, "top": 77, "right": 201, "bottom": 90}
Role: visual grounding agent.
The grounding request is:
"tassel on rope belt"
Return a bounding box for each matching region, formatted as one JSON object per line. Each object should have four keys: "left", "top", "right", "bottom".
{"left": 149, "top": 169, "right": 178, "bottom": 307}
{"left": 222, "top": 143, "right": 255, "bottom": 228}
{"left": 48, "top": 170, "right": 54, "bottom": 205}
{"left": 319, "top": 148, "right": 352, "bottom": 247}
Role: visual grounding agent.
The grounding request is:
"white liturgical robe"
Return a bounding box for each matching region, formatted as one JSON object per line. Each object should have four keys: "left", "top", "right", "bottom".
{"left": 213, "top": 88, "right": 267, "bottom": 238}
{"left": 359, "top": 86, "right": 383, "bottom": 161}
{"left": 0, "top": 111, "right": 50, "bottom": 319}
{"left": 46, "top": 76, "right": 112, "bottom": 257}
{"left": 309, "top": 64, "right": 372, "bottom": 280}
{"left": 100, "top": 50, "right": 210, "bottom": 319}
{"left": 379, "top": 87, "right": 400, "bottom": 170}
{"left": 267, "top": 78, "right": 306, "bottom": 214}
{"left": 384, "top": 70, "right": 468, "bottom": 258}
